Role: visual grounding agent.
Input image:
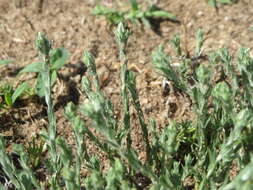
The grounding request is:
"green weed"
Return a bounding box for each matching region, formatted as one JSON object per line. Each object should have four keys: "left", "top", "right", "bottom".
{"left": 92, "top": 0, "right": 177, "bottom": 28}
{"left": 0, "top": 24, "right": 253, "bottom": 190}
{"left": 0, "top": 60, "right": 30, "bottom": 110}
{"left": 208, "top": 0, "right": 238, "bottom": 9}
{"left": 0, "top": 82, "right": 30, "bottom": 109}
{"left": 18, "top": 35, "right": 69, "bottom": 98}
{"left": 26, "top": 137, "right": 45, "bottom": 169}
{"left": 152, "top": 30, "right": 253, "bottom": 189}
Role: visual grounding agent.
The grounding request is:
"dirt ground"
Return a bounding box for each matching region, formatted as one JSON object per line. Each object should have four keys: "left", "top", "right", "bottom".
{"left": 0, "top": 0, "right": 253, "bottom": 181}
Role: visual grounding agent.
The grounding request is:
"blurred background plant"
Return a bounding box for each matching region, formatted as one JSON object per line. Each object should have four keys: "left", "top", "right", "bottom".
{"left": 208, "top": 0, "right": 238, "bottom": 9}
{"left": 92, "top": 0, "right": 177, "bottom": 28}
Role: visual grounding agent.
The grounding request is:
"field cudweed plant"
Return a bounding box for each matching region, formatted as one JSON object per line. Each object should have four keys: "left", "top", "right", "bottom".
{"left": 0, "top": 22, "right": 253, "bottom": 190}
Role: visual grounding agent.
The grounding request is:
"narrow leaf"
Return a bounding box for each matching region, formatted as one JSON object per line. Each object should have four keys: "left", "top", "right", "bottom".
{"left": 147, "top": 10, "right": 177, "bottom": 20}
{"left": 51, "top": 70, "right": 57, "bottom": 86}
{"left": 19, "top": 62, "right": 43, "bottom": 74}
{"left": 35, "top": 73, "right": 45, "bottom": 97}
{"left": 218, "top": 0, "right": 234, "bottom": 3}
{"left": 11, "top": 82, "right": 30, "bottom": 104}
{"left": 0, "top": 60, "right": 13, "bottom": 66}
{"left": 4, "top": 92, "right": 12, "bottom": 107}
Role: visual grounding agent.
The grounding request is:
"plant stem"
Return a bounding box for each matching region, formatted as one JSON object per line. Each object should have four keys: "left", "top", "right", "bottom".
{"left": 42, "top": 54, "right": 57, "bottom": 164}
{"left": 120, "top": 53, "right": 132, "bottom": 151}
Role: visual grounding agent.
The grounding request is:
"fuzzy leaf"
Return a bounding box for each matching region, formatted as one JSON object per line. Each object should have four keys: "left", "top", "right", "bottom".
{"left": 35, "top": 73, "right": 45, "bottom": 97}
{"left": 35, "top": 71, "right": 57, "bottom": 97}
{"left": 50, "top": 47, "right": 69, "bottom": 70}
{"left": 36, "top": 32, "right": 51, "bottom": 55}
{"left": 212, "top": 82, "right": 231, "bottom": 102}
{"left": 19, "top": 62, "right": 43, "bottom": 74}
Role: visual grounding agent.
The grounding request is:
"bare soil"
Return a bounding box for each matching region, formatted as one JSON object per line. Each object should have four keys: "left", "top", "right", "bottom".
{"left": 0, "top": 0, "right": 253, "bottom": 185}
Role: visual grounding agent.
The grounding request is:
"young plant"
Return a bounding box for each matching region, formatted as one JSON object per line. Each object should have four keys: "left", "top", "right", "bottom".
{"left": 114, "top": 22, "right": 132, "bottom": 150}
{"left": 26, "top": 137, "right": 45, "bottom": 169}
{"left": 1, "top": 20, "right": 253, "bottom": 190}
{"left": 0, "top": 82, "right": 30, "bottom": 109}
{"left": 0, "top": 33, "right": 69, "bottom": 189}
{"left": 170, "top": 34, "right": 182, "bottom": 56}
{"left": 63, "top": 23, "right": 158, "bottom": 189}
{"left": 18, "top": 37, "right": 69, "bottom": 97}
{"left": 152, "top": 30, "right": 253, "bottom": 189}
{"left": 0, "top": 137, "right": 42, "bottom": 190}
{"left": 92, "top": 0, "right": 177, "bottom": 28}
{"left": 0, "top": 60, "right": 30, "bottom": 110}
{"left": 33, "top": 33, "right": 63, "bottom": 189}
